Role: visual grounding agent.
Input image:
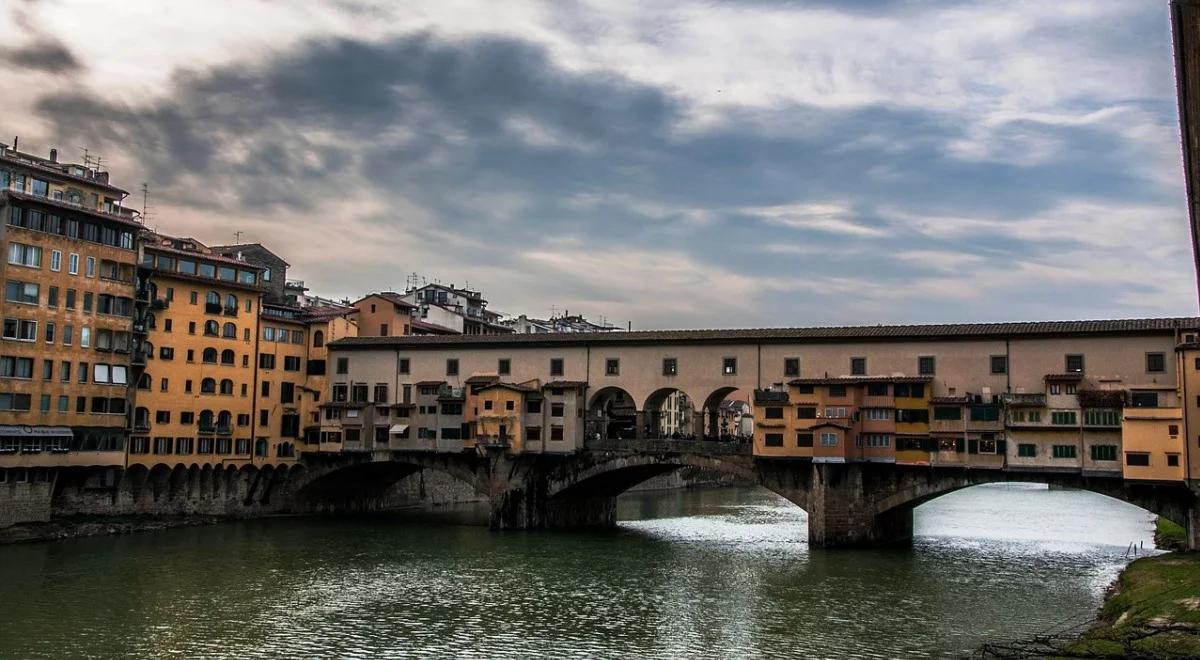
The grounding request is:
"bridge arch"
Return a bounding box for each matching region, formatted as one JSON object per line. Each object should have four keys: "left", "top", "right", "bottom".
{"left": 588, "top": 386, "right": 638, "bottom": 440}
{"left": 291, "top": 456, "right": 484, "bottom": 513}
{"left": 642, "top": 387, "right": 699, "bottom": 439}
{"left": 699, "top": 386, "right": 754, "bottom": 442}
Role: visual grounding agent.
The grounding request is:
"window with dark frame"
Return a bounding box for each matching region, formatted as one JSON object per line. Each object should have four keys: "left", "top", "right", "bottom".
{"left": 917, "top": 356, "right": 935, "bottom": 376}
{"left": 990, "top": 355, "right": 1007, "bottom": 374}
{"left": 663, "top": 358, "right": 677, "bottom": 376}
{"left": 784, "top": 358, "right": 800, "bottom": 377}
{"left": 1146, "top": 352, "right": 1166, "bottom": 373}
{"left": 850, "top": 357, "right": 866, "bottom": 375}
{"left": 605, "top": 358, "right": 619, "bottom": 376}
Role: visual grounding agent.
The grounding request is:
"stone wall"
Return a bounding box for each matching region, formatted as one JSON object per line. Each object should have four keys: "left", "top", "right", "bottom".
{"left": 0, "top": 479, "right": 54, "bottom": 528}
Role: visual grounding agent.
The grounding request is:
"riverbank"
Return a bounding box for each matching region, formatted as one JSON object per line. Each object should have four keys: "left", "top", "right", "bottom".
{"left": 1059, "top": 552, "right": 1200, "bottom": 658}
{"left": 0, "top": 514, "right": 233, "bottom": 545}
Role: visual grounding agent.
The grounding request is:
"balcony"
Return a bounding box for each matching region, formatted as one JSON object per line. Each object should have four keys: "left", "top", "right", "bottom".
{"left": 216, "top": 425, "right": 232, "bottom": 436}
{"left": 151, "top": 298, "right": 170, "bottom": 310}
{"left": 198, "top": 424, "right": 216, "bottom": 435}
{"left": 999, "top": 393, "right": 1046, "bottom": 407}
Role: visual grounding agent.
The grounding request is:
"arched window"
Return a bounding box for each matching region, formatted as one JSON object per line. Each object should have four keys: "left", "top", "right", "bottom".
{"left": 199, "top": 410, "right": 214, "bottom": 430}
{"left": 217, "top": 411, "right": 232, "bottom": 431}
{"left": 138, "top": 372, "right": 151, "bottom": 390}
{"left": 224, "top": 294, "right": 238, "bottom": 315}
{"left": 205, "top": 291, "right": 221, "bottom": 314}
{"left": 220, "top": 349, "right": 235, "bottom": 365}
{"left": 201, "top": 377, "right": 216, "bottom": 394}
{"left": 146, "top": 312, "right": 156, "bottom": 329}
{"left": 222, "top": 322, "right": 237, "bottom": 338}
{"left": 134, "top": 407, "right": 150, "bottom": 430}
{"left": 202, "top": 347, "right": 218, "bottom": 364}
{"left": 313, "top": 330, "right": 325, "bottom": 348}
{"left": 204, "top": 320, "right": 219, "bottom": 336}
{"left": 143, "top": 341, "right": 154, "bottom": 359}
{"left": 219, "top": 379, "right": 234, "bottom": 395}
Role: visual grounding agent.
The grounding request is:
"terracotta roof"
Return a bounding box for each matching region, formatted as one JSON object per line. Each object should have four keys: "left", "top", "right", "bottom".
{"left": 477, "top": 382, "right": 538, "bottom": 393}
{"left": 355, "top": 292, "right": 417, "bottom": 309}
{"left": 328, "top": 317, "right": 1200, "bottom": 350}
{"left": 543, "top": 380, "right": 588, "bottom": 389}
{"left": 208, "top": 243, "right": 290, "bottom": 268}
{"left": 144, "top": 239, "right": 268, "bottom": 269}
{"left": 808, "top": 421, "right": 851, "bottom": 430}
{"left": 414, "top": 380, "right": 446, "bottom": 387}
{"left": 464, "top": 374, "right": 501, "bottom": 384}
{"left": 788, "top": 376, "right": 933, "bottom": 385}
{"left": 410, "top": 319, "right": 458, "bottom": 334}
{"left": 302, "top": 305, "right": 357, "bottom": 321}
{"left": 1044, "top": 373, "right": 1085, "bottom": 382}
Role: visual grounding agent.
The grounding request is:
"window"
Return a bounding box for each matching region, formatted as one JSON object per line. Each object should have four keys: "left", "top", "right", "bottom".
{"left": 484, "top": 400, "right": 494, "bottom": 411}
{"left": 398, "top": 358, "right": 410, "bottom": 374}
{"left": 865, "top": 382, "right": 887, "bottom": 396}
{"left": 850, "top": 357, "right": 866, "bottom": 375}
{"left": 1049, "top": 384, "right": 1061, "bottom": 395}
{"left": 336, "top": 357, "right": 348, "bottom": 374}
{"left": 828, "top": 385, "right": 847, "bottom": 397}
{"left": 550, "top": 358, "right": 564, "bottom": 377}
{"left": 1125, "top": 452, "right": 1150, "bottom": 466}
{"left": 0, "top": 357, "right": 34, "bottom": 379}
{"left": 7, "top": 242, "right": 41, "bottom": 267}
{"left": 933, "top": 406, "right": 962, "bottom": 421}
{"left": 261, "top": 381, "right": 271, "bottom": 398}
{"left": 784, "top": 358, "right": 800, "bottom": 377}
{"left": 1017, "top": 443, "right": 1037, "bottom": 458}
{"left": 1083, "top": 409, "right": 1120, "bottom": 426}
{"left": 5, "top": 280, "right": 38, "bottom": 304}
{"left": 1130, "top": 391, "right": 1159, "bottom": 408}
{"left": 525, "top": 427, "right": 541, "bottom": 442}
{"left": 259, "top": 353, "right": 277, "bottom": 370}
{"left": 313, "top": 330, "right": 325, "bottom": 348}
{"left": 1146, "top": 352, "right": 1166, "bottom": 373}
{"left": 864, "top": 434, "right": 890, "bottom": 448}
{"left": 1065, "top": 354, "right": 1084, "bottom": 373}
{"left": 374, "top": 383, "right": 388, "bottom": 404}
{"left": 1090, "top": 445, "right": 1118, "bottom": 461}
{"left": 49, "top": 250, "right": 61, "bottom": 272}
{"left": 446, "top": 358, "right": 459, "bottom": 376}
{"left": 85, "top": 256, "right": 95, "bottom": 277}
{"left": 203, "top": 320, "right": 219, "bottom": 336}
{"left": 917, "top": 356, "right": 935, "bottom": 376}
{"left": 1050, "top": 411, "right": 1077, "bottom": 425}
{"left": 820, "top": 432, "right": 838, "bottom": 447}
{"left": 68, "top": 253, "right": 79, "bottom": 275}
{"left": 663, "top": 358, "right": 677, "bottom": 376}
{"left": 80, "top": 326, "right": 90, "bottom": 348}
{"left": 284, "top": 356, "right": 301, "bottom": 371}
{"left": 765, "top": 407, "right": 784, "bottom": 419}
{"left": 895, "top": 408, "right": 929, "bottom": 424}
{"left": 1052, "top": 445, "right": 1077, "bottom": 459}
{"left": 722, "top": 357, "right": 737, "bottom": 375}
{"left": 222, "top": 322, "right": 236, "bottom": 338}
{"left": 526, "top": 399, "right": 542, "bottom": 414}
{"left": 202, "top": 347, "right": 218, "bottom": 364}
{"left": 764, "top": 433, "right": 783, "bottom": 447}
{"left": 551, "top": 402, "right": 565, "bottom": 417}
{"left": 156, "top": 410, "right": 171, "bottom": 424}
{"left": 1169, "top": 424, "right": 1180, "bottom": 437}
{"left": 600, "top": 358, "right": 619, "bottom": 376}
{"left": 969, "top": 406, "right": 1000, "bottom": 422}
{"left": 797, "top": 406, "right": 817, "bottom": 419}
{"left": 866, "top": 408, "right": 890, "bottom": 420}
{"left": 222, "top": 349, "right": 236, "bottom": 365}
{"left": 1168, "top": 454, "right": 1180, "bottom": 467}
{"left": 498, "top": 358, "right": 511, "bottom": 375}
{"left": 2, "top": 318, "right": 37, "bottom": 341}
{"left": 1066, "top": 384, "right": 1077, "bottom": 395}
{"left": 796, "top": 432, "right": 814, "bottom": 447}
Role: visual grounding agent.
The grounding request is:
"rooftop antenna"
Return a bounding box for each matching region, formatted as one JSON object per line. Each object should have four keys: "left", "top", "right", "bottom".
{"left": 140, "top": 182, "right": 155, "bottom": 225}
{"left": 234, "top": 230, "right": 244, "bottom": 244}
{"left": 94, "top": 155, "right": 103, "bottom": 171}
{"left": 78, "top": 147, "right": 91, "bottom": 168}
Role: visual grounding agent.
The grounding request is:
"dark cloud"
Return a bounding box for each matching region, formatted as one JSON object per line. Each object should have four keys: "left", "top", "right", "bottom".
{"left": 31, "top": 22, "right": 1193, "bottom": 326}
{"left": 3, "top": 38, "right": 82, "bottom": 74}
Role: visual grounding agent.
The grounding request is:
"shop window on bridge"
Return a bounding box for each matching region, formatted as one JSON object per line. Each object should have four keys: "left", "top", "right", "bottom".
{"left": 933, "top": 406, "right": 961, "bottom": 421}
{"left": 1017, "top": 443, "right": 1037, "bottom": 457}
{"left": 764, "top": 433, "right": 783, "bottom": 447}
{"left": 796, "top": 432, "right": 813, "bottom": 447}
{"left": 1091, "top": 445, "right": 1118, "bottom": 461}
{"left": 1130, "top": 391, "right": 1159, "bottom": 408}
{"left": 197, "top": 438, "right": 214, "bottom": 454}
{"left": 1052, "top": 445, "right": 1077, "bottom": 459}
{"left": 662, "top": 358, "right": 677, "bottom": 376}
{"left": 969, "top": 406, "right": 1000, "bottom": 422}
{"left": 176, "top": 438, "right": 194, "bottom": 455}
{"left": 1125, "top": 452, "right": 1150, "bottom": 466}
{"left": 129, "top": 437, "right": 149, "bottom": 454}
{"left": 797, "top": 406, "right": 817, "bottom": 419}
{"left": 784, "top": 358, "right": 800, "bottom": 377}
{"left": 153, "top": 437, "right": 173, "bottom": 455}
{"left": 820, "top": 432, "right": 838, "bottom": 447}
{"left": 765, "top": 407, "right": 784, "bottom": 419}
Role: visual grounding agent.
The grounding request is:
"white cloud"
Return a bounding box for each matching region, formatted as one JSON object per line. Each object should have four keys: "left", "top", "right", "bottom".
{"left": 744, "top": 202, "right": 884, "bottom": 237}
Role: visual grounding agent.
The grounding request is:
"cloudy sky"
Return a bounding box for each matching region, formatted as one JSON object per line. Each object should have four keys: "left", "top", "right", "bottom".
{"left": 2, "top": 0, "right": 1195, "bottom": 328}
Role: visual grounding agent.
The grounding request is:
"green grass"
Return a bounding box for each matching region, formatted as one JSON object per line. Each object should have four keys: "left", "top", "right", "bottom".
{"left": 1157, "top": 517, "right": 1188, "bottom": 551}
{"left": 1061, "top": 552, "right": 1200, "bottom": 658}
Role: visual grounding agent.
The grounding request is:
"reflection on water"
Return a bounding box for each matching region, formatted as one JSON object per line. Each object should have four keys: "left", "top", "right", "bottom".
{"left": 0, "top": 483, "right": 1157, "bottom": 659}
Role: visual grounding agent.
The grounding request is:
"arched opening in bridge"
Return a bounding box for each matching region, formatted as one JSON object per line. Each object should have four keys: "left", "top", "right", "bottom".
{"left": 643, "top": 388, "right": 696, "bottom": 440}
{"left": 587, "top": 387, "right": 638, "bottom": 440}
{"left": 700, "top": 387, "right": 753, "bottom": 442}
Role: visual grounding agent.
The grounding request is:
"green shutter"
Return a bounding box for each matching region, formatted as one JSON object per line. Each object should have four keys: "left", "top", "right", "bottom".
{"left": 967, "top": 439, "right": 978, "bottom": 454}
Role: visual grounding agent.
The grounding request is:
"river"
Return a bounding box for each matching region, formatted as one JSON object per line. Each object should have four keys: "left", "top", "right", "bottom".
{"left": 0, "top": 483, "right": 1158, "bottom": 658}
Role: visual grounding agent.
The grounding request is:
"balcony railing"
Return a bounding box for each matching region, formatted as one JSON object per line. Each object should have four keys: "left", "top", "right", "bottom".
{"left": 999, "top": 393, "right": 1046, "bottom": 407}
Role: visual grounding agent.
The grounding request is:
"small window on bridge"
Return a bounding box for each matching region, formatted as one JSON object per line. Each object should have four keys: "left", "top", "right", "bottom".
{"left": 526, "top": 427, "right": 541, "bottom": 441}
{"left": 797, "top": 406, "right": 817, "bottom": 419}
{"left": 1168, "top": 454, "right": 1180, "bottom": 467}
{"left": 866, "top": 382, "right": 887, "bottom": 396}
{"left": 1146, "top": 352, "right": 1165, "bottom": 373}
{"left": 550, "top": 426, "right": 564, "bottom": 441}
{"left": 1052, "top": 445, "right": 1077, "bottom": 459}
{"left": 662, "top": 358, "right": 677, "bottom": 376}
{"left": 850, "top": 357, "right": 866, "bottom": 375}
{"left": 764, "top": 433, "right": 783, "bottom": 447}
{"left": 498, "top": 358, "right": 511, "bottom": 375}
{"left": 828, "top": 385, "right": 847, "bottom": 397}
{"left": 1065, "top": 354, "right": 1084, "bottom": 373}
{"left": 605, "top": 359, "right": 619, "bottom": 376}
{"left": 918, "top": 356, "right": 935, "bottom": 376}
{"left": 398, "top": 358, "right": 410, "bottom": 374}
{"left": 796, "top": 432, "right": 813, "bottom": 447}
{"left": 1017, "top": 443, "right": 1037, "bottom": 457}
{"left": 526, "top": 400, "right": 542, "bottom": 414}
{"left": 722, "top": 357, "right": 737, "bottom": 375}
{"left": 551, "top": 403, "right": 565, "bottom": 417}
{"left": 784, "top": 358, "right": 800, "bottom": 377}
{"left": 446, "top": 359, "right": 459, "bottom": 376}
{"left": 990, "top": 355, "right": 1007, "bottom": 374}
{"left": 550, "top": 358, "right": 564, "bottom": 377}
{"left": 765, "top": 407, "right": 784, "bottom": 419}
{"left": 1090, "top": 445, "right": 1117, "bottom": 461}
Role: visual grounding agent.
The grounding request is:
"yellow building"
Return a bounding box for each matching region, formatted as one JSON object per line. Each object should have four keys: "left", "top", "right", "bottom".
{"left": 131, "top": 233, "right": 266, "bottom": 469}
{"left": 1, "top": 142, "right": 139, "bottom": 477}
{"left": 470, "top": 382, "right": 539, "bottom": 452}
{"left": 1121, "top": 406, "right": 1186, "bottom": 482}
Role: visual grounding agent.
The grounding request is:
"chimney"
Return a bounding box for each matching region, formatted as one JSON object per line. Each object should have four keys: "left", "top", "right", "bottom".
{"left": 49, "top": 148, "right": 57, "bottom": 163}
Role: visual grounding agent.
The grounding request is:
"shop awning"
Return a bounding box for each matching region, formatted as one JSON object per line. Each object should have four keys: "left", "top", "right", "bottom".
{"left": 389, "top": 424, "right": 410, "bottom": 434}
{"left": 0, "top": 425, "right": 73, "bottom": 437}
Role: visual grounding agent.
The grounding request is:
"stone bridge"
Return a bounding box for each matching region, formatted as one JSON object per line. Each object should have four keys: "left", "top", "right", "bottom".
{"left": 289, "top": 440, "right": 1200, "bottom": 548}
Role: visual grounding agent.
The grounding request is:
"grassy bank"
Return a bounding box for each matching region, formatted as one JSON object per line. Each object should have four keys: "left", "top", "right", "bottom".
{"left": 1061, "top": 552, "right": 1200, "bottom": 658}
{"left": 1156, "top": 517, "right": 1188, "bottom": 551}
